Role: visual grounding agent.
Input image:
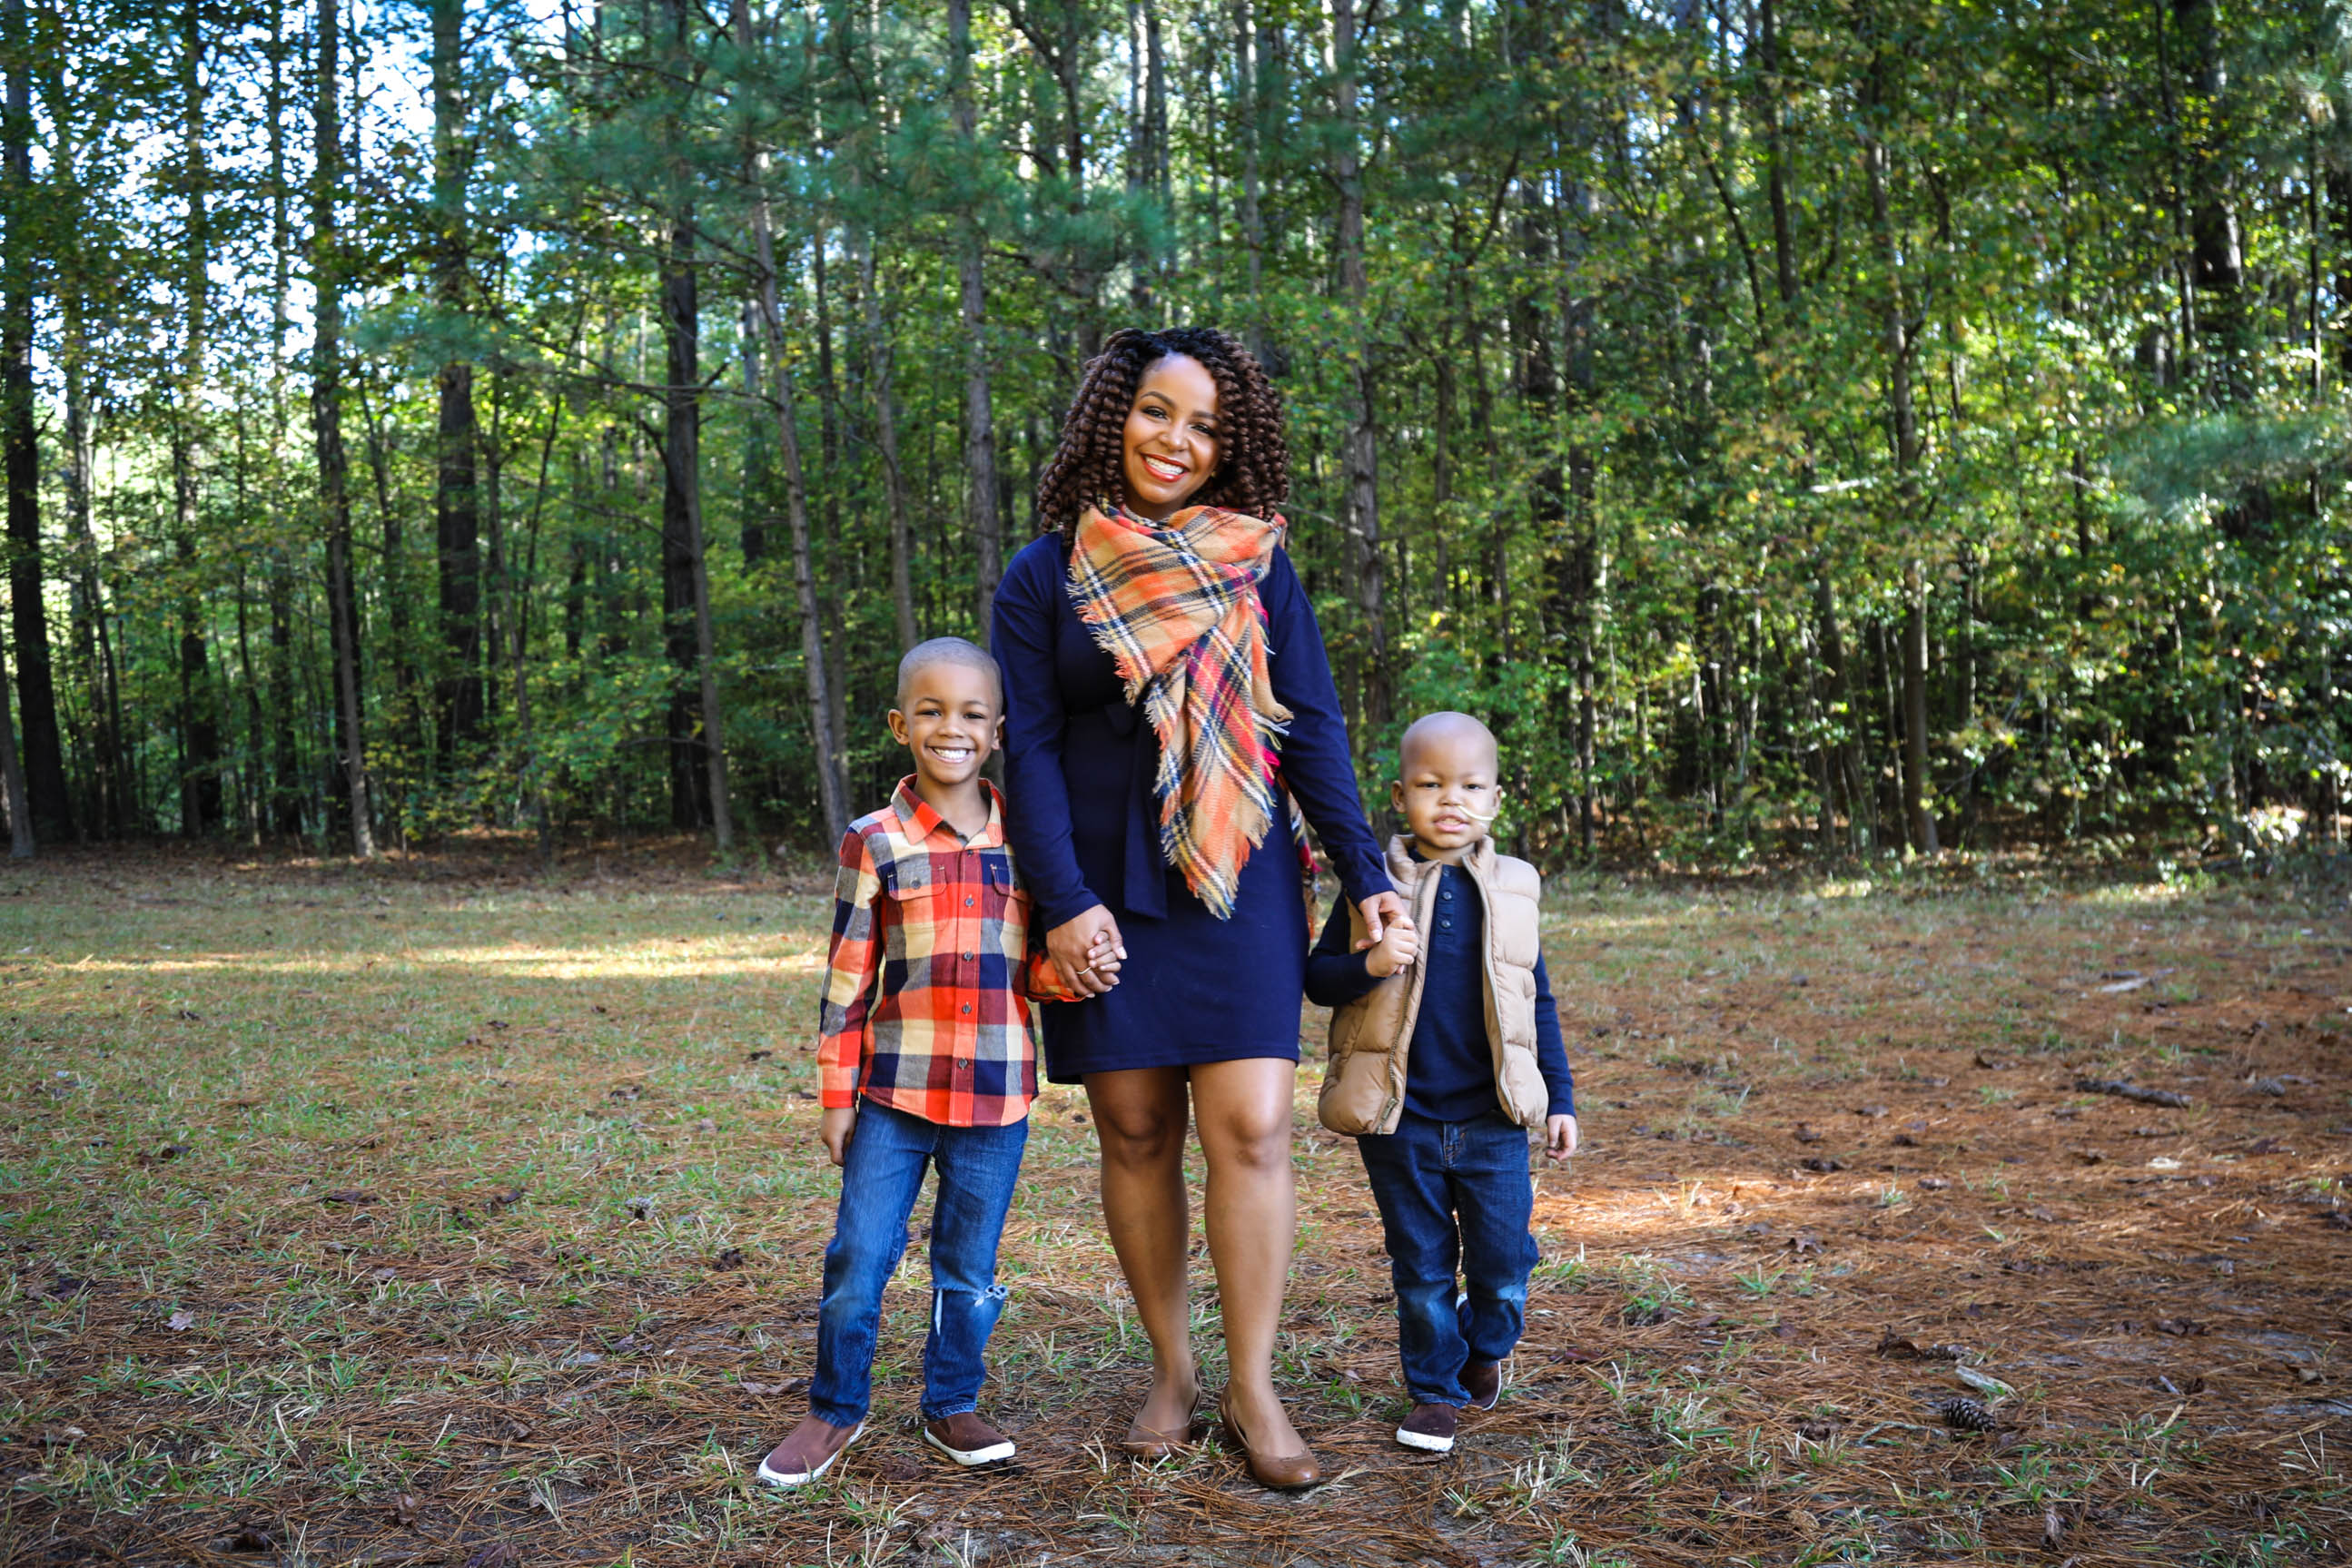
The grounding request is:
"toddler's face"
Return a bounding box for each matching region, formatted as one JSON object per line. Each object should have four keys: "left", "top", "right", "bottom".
{"left": 1389, "top": 728, "right": 1499, "bottom": 862}
{"left": 889, "top": 663, "right": 1001, "bottom": 791}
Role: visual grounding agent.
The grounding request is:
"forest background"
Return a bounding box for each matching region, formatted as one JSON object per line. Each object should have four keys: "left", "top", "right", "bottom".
{"left": 1, "top": 0, "right": 2347, "bottom": 873}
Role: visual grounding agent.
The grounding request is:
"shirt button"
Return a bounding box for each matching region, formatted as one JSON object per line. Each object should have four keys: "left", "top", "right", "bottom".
{"left": 1440, "top": 889, "right": 1454, "bottom": 902}
{"left": 963, "top": 952, "right": 974, "bottom": 961}
{"left": 1441, "top": 918, "right": 1453, "bottom": 930}
{"left": 965, "top": 896, "right": 975, "bottom": 907}
{"left": 962, "top": 1003, "right": 972, "bottom": 1014}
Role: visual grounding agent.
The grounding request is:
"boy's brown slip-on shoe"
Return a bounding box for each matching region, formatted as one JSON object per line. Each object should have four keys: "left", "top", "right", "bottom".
{"left": 756, "top": 1417, "right": 865, "bottom": 1486}
{"left": 1460, "top": 1360, "right": 1501, "bottom": 1411}
{"left": 923, "top": 1412, "right": 1015, "bottom": 1466}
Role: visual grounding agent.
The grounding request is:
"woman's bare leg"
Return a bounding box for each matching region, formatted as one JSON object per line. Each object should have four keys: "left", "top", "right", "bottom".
{"left": 1084, "top": 1066, "right": 1200, "bottom": 1433}
{"left": 1190, "top": 1056, "right": 1304, "bottom": 1456}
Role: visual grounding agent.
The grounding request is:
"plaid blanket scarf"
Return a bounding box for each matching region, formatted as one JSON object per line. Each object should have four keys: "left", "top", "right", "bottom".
{"left": 1068, "top": 504, "right": 1291, "bottom": 921}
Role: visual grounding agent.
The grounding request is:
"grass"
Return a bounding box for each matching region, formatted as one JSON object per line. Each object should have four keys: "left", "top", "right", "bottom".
{"left": 0, "top": 842, "right": 2347, "bottom": 1564}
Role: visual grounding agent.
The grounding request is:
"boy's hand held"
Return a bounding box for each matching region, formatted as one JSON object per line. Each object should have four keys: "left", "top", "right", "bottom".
{"left": 820, "top": 1107, "right": 856, "bottom": 1168}
{"left": 1084, "top": 929, "right": 1123, "bottom": 979}
{"left": 1544, "top": 1114, "right": 1578, "bottom": 1162}
{"left": 1362, "top": 922, "right": 1420, "bottom": 978}
{"left": 1047, "top": 905, "right": 1125, "bottom": 996}
{"left": 1354, "top": 890, "right": 1411, "bottom": 951}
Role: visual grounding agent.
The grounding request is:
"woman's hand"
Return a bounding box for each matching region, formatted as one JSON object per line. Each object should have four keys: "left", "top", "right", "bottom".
{"left": 1352, "top": 890, "right": 1412, "bottom": 951}
{"left": 1047, "top": 904, "right": 1127, "bottom": 996}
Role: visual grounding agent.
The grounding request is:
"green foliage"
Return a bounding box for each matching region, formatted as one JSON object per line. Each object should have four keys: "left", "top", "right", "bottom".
{"left": 5, "top": 0, "right": 2348, "bottom": 865}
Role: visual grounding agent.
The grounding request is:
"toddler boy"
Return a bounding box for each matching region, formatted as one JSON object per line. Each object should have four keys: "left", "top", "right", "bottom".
{"left": 1307, "top": 711, "right": 1576, "bottom": 1455}
{"left": 756, "top": 637, "right": 1114, "bottom": 1485}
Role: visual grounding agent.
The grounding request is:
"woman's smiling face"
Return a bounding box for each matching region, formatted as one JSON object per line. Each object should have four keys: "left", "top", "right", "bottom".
{"left": 1119, "top": 354, "right": 1222, "bottom": 520}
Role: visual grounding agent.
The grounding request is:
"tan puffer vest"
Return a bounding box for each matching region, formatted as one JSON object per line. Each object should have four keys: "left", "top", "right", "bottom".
{"left": 1316, "top": 834, "right": 1549, "bottom": 1136}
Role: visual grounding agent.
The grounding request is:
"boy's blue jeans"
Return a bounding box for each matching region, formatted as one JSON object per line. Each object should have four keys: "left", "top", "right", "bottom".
{"left": 809, "top": 1099, "right": 1028, "bottom": 1427}
{"left": 1356, "top": 1109, "right": 1539, "bottom": 1408}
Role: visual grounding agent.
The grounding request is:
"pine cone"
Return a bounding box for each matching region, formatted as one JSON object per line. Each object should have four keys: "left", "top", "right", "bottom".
{"left": 1937, "top": 1395, "right": 1998, "bottom": 1433}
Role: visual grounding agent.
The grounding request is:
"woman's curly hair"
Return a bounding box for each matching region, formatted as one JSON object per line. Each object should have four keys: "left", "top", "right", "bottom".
{"left": 1034, "top": 327, "right": 1290, "bottom": 535}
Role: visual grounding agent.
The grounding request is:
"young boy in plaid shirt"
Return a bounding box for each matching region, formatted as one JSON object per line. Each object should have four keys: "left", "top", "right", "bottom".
{"left": 756, "top": 637, "right": 1119, "bottom": 1486}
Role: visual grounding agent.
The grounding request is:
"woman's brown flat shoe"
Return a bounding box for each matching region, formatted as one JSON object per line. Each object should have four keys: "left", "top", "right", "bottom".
{"left": 1117, "top": 1382, "right": 1208, "bottom": 1459}
{"left": 1218, "top": 1391, "right": 1322, "bottom": 1490}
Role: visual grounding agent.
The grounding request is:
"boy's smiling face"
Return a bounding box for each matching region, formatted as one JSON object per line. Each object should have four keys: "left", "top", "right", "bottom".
{"left": 889, "top": 660, "right": 1001, "bottom": 795}
{"left": 1390, "top": 715, "right": 1500, "bottom": 864}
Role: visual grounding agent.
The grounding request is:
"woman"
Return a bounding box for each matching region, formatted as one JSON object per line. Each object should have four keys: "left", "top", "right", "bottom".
{"left": 992, "top": 327, "right": 1406, "bottom": 1489}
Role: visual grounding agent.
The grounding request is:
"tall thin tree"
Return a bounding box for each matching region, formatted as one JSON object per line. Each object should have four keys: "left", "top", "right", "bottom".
{"left": 175, "top": 0, "right": 221, "bottom": 835}
{"left": 431, "top": 0, "right": 483, "bottom": 759}
{"left": 653, "top": 0, "right": 731, "bottom": 850}
{"left": 1331, "top": 0, "right": 1387, "bottom": 727}
{"left": 1, "top": 0, "right": 64, "bottom": 839}
{"left": 949, "top": 0, "right": 1002, "bottom": 634}
{"left": 314, "top": 0, "right": 374, "bottom": 857}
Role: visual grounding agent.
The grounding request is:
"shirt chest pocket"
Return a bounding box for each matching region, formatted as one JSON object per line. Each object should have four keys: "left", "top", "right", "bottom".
{"left": 979, "top": 854, "right": 1020, "bottom": 933}
{"left": 877, "top": 859, "right": 942, "bottom": 934}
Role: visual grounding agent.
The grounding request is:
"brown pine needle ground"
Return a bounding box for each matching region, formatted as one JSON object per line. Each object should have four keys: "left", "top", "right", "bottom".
{"left": 2, "top": 845, "right": 2347, "bottom": 1566}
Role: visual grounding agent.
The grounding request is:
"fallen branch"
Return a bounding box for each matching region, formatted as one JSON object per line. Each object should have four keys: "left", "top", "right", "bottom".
{"left": 2074, "top": 1077, "right": 2193, "bottom": 1109}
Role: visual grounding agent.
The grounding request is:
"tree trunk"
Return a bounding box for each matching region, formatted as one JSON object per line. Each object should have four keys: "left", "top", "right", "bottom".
{"left": 1558, "top": 182, "right": 1599, "bottom": 857}
{"left": 854, "top": 226, "right": 918, "bottom": 648}
{"left": 61, "top": 281, "right": 119, "bottom": 838}
{"left": 268, "top": 558, "right": 299, "bottom": 834}
{"left": 1234, "top": 0, "right": 1265, "bottom": 359}
{"left": 262, "top": 6, "right": 299, "bottom": 837}
{"left": 1761, "top": 0, "right": 1798, "bottom": 309}
{"left": 0, "top": 623, "right": 32, "bottom": 857}
{"left": 1332, "top": 0, "right": 1386, "bottom": 731}
{"left": 658, "top": 208, "right": 724, "bottom": 839}
{"left": 748, "top": 167, "right": 850, "bottom": 844}
{"left": 1900, "top": 559, "right": 1937, "bottom": 853}
{"left": 356, "top": 382, "right": 419, "bottom": 743}
{"left": 2173, "top": 0, "right": 2243, "bottom": 400}
{"left": 46, "top": 55, "right": 118, "bottom": 837}
{"left": 174, "top": 0, "right": 220, "bottom": 836}
{"left": 1, "top": 0, "right": 64, "bottom": 841}
{"left": 1863, "top": 45, "right": 1934, "bottom": 855}
{"left": 313, "top": 0, "right": 373, "bottom": 857}
{"left": 738, "top": 300, "right": 772, "bottom": 566}
{"left": 1814, "top": 570, "right": 1869, "bottom": 853}
{"left": 431, "top": 0, "right": 482, "bottom": 760}
{"left": 950, "top": 0, "right": 1002, "bottom": 635}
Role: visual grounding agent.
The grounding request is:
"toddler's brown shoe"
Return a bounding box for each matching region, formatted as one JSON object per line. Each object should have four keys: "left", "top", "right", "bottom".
{"left": 1395, "top": 1402, "right": 1459, "bottom": 1453}
{"left": 1460, "top": 1360, "right": 1501, "bottom": 1411}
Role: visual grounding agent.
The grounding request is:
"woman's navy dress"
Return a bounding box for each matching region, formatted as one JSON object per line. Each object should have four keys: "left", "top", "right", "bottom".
{"left": 993, "top": 530, "right": 1389, "bottom": 1083}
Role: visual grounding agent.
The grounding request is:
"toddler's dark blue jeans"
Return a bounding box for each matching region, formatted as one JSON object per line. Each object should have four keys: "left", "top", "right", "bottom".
{"left": 1356, "top": 1109, "right": 1539, "bottom": 1407}
{"left": 809, "top": 1099, "right": 1028, "bottom": 1426}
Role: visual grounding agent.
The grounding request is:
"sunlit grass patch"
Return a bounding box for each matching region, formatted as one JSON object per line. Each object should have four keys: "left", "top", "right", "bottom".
{"left": 0, "top": 854, "right": 2346, "bottom": 1564}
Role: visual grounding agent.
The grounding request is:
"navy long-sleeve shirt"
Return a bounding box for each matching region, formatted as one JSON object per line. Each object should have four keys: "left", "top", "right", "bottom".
{"left": 1305, "top": 858, "right": 1575, "bottom": 1121}
{"left": 993, "top": 530, "right": 1390, "bottom": 1080}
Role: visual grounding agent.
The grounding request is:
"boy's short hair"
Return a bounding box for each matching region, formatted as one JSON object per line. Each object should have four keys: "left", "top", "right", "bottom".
{"left": 895, "top": 636, "right": 1003, "bottom": 710}
{"left": 1398, "top": 710, "right": 1498, "bottom": 771}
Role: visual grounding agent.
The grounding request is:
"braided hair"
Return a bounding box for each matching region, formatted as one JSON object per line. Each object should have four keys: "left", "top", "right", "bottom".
{"left": 1034, "top": 327, "right": 1290, "bottom": 537}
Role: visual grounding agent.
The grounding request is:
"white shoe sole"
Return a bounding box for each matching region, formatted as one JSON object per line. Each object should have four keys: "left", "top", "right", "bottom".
{"left": 1395, "top": 1425, "right": 1457, "bottom": 1453}
{"left": 924, "top": 1425, "right": 1015, "bottom": 1466}
{"left": 756, "top": 1421, "right": 865, "bottom": 1486}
